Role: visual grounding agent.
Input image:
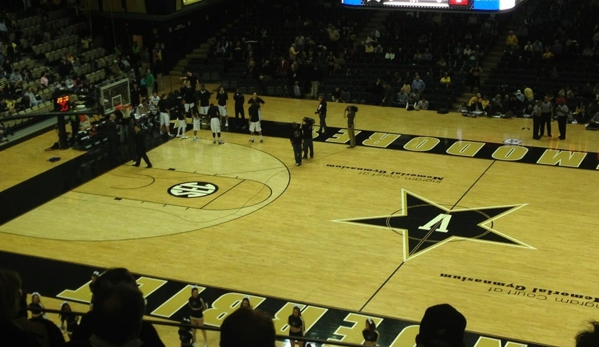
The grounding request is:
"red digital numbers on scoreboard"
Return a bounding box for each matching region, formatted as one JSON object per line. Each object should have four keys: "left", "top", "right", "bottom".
{"left": 54, "top": 94, "right": 71, "bottom": 112}
{"left": 449, "top": 0, "right": 470, "bottom": 5}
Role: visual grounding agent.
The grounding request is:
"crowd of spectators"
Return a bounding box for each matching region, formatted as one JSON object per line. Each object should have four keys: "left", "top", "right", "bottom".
{"left": 194, "top": 0, "right": 509, "bottom": 111}
{"left": 465, "top": 0, "right": 599, "bottom": 124}
{"left": 3, "top": 268, "right": 599, "bottom": 347}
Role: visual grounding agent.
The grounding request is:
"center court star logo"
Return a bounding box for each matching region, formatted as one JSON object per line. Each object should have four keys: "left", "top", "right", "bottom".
{"left": 335, "top": 190, "right": 534, "bottom": 261}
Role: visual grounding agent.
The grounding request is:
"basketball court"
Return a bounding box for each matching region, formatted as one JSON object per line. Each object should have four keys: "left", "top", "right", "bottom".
{"left": 1, "top": 93, "right": 598, "bottom": 347}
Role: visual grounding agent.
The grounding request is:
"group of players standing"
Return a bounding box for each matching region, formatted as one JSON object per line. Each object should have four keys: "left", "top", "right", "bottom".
{"left": 135, "top": 70, "right": 266, "bottom": 145}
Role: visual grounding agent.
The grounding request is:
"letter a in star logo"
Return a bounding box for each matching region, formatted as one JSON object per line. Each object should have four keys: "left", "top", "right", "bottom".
{"left": 335, "top": 190, "right": 534, "bottom": 261}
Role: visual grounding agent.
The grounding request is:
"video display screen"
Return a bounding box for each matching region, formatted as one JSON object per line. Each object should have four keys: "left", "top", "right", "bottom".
{"left": 342, "top": 0, "right": 526, "bottom": 12}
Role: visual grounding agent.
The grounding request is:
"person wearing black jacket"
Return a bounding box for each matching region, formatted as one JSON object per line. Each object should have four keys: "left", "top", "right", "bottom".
{"left": 316, "top": 95, "right": 327, "bottom": 135}
{"left": 233, "top": 89, "right": 245, "bottom": 129}
{"left": 216, "top": 86, "right": 229, "bottom": 129}
{"left": 132, "top": 125, "right": 152, "bottom": 168}
{"left": 290, "top": 123, "right": 303, "bottom": 166}
{"left": 198, "top": 85, "right": 211, "bottom": 117}
{"left": 301, "top": 117, "right": 314, "bottom": 159}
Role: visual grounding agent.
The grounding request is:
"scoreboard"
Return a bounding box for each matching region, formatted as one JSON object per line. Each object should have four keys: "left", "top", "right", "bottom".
{"left": 342, "top": 0, "right": 528, "bottom": 12}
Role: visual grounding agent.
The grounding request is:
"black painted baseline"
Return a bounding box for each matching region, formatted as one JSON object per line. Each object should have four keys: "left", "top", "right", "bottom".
{"left": 257, "top": 120, "right": 599, "bottom": 171}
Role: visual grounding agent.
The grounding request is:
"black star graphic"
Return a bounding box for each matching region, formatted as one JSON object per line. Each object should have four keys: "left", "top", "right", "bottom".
{"left": 337, "top": 190, "right": 533, "bottom": 261}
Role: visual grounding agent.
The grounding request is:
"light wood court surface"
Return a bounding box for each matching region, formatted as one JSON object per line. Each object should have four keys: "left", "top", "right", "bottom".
{"left": 1, "top": 77, "right": 599, "bottom": 347}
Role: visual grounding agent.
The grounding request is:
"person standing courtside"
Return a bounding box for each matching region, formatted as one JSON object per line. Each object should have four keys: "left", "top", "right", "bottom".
{"left": 198, "top": 85, "right": 211, "bottom": 118}
{"left": 532, "top": 100, "right": 542, "bottom": 140}
{"left": 188, "top": 286, "right": 208, "bottom": 347}
{"left": 216, "top": 86, "right": 229, "bottom": 129}
{"left": 158, "top": 94, "right": 174, "bottom": 137}
{"left": 555, "top": 100, "right": 569, "bottom": 140}
{"left": 248, "top": 92, "right": 265, "bottom": 120}
{"left": 344, "top": 105, "right": 357, "bottom": 148}
{"left": 248, "top": 102, "right": 263, "bottom": 143}
{"left": 362, "top": 318, "right": 379, "bottom": 346}
{"left": 316, "top": 95, "right": 327, "bottom": 135}
{"left": 208, "top": 103, "right": 223, "bottom": 144}
{"left": 133, "top": 124, "right": 152, "bottom": 168}
{"left": 301, "top": 117, "right": 314, "bottom": 159}
{"left": 540, "top": 95, "right": 553, "bottom": 138}
{"left": 181, "top": 80, "right": 196, "bottom": 119}
{"left": 288, "top": 306, "right": 305, "bottom": 347}
{"left": 175, "top": 97, "right": 188, "bottom": 139}
{"left": 233, "top": 88, "right": 245, "bottom": 130}
{"left": 290, "top": 123, "right": 303, "bottom": 166}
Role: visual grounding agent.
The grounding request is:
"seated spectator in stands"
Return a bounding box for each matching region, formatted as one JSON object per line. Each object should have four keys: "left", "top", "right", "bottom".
{"left": 293, "top": 81, "right": 302, "bottom": 99}
{"left": 440, "top": 72, "right": 451, "bottom": 87}
{"left": 468, "top": 93, "right": 482, "bottom": 112}
{"left": 374, "top": 44, "right": 384, "bottom": 54}
{"left": 40, "top": 72, "right": 49, "bottom": 88}
{"left": 395, "top": 88, "right": 408, "bottom": 106}
{"left": 531, "top": 40, "right": 543, "bottom": 58}
{"left": 436, "top": 57, "right": 447, "bottom": 67}
{"left": 411, "top": 74, "right": 425, "bottom": 98}
{"left": 72, "top": 283, "right": 145, "bottom": 347}
{"left": 422, "top": 48, "right": 432, "bottom": 61}
{"left": 415, "top": 97, "right": 429, "bottom": 111}
{"left": 65, "top": 76, "right": 75, "bottom": 91}
{"left": 582, "top": 45, "right": 594, "bottom": 57}
{"left": 506, "top": 31, "right": 518, "bottom": 49}
{"left": 9, "top": 69, "right": 22, "bottom": 84}
{"left": 488, "top": 94, "right": 503, "bottom": 115}
{"left": 364, "top": 42, "right": 374, "bottom": 54}
{"left": 415, "top": 304, "right": 466, "bottom": 347}
{"left": 340, "top": 88, "right": 350, "bottom": 103}
{"left": 220, "top": 308, "right": 275, "bottom": 347}
{"left": 523, "top": 86, "right": 534, "bottom": 103}
{"left": 463, "top": 45, "right": 473, "bottom": 60}
{"left": 30, "top": 303, "right": 66, "bottom": 347}
{"left": 481, "top": 95, "right": 490, "bottom": 115}
{"left": 542, "top": 48, "right": 554, "bottom": 62}
{"left": 24, "top": 87, "right": 39, "bottom": 107}
{"left": 574, "top": 103, "right": 589, "bottom": 123}
{"left": 575, "top": 321, "right": 599, "bottom": 346}
{"left": 381, "top": 82, "right": 393, "bottom": 106}
{"left": 331, "top": 87, "right": 341, "bottom": 102}
{"left": 0, "top": 269, "right": 42, "bottom": 347}
{"left": 406, "top": 94, "right": 417, "bottom": 111}
{"left": 70, "top": 268, "right": 165, "bottom": 347}
{"left": 384, "top": 47, "right": 395, "bottom": 61}
{"left": 413, "top": 50, "right": 422, "bottom": 64}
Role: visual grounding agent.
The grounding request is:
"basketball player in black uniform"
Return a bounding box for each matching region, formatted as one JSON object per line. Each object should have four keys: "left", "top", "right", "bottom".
{"left": 181, "top": 70, "right": 198, "bottom": 91}
{"left": 188, "top": 286, "right": 208, "bottom": 347}
{"left": 248, "top": 93, "right": 265, "bottom": 120}
{"left": 158, "top": 94, "right": 174, "bottom": 137}
{"left": 233, "top": 89, "right": 245, "bottom": 129}
{"left": 248, "top": 102, "right": 263, "bottom": 143}
{"left": 132, "top": 124, "right": 152, "bottom": 168}
{"left": 290, "top": 123, "right": 303, "bottom": 166}
{"left": 216, "top": 86, "right": 229, "bottom": 129}
{"left": 208, "top": 103, "right": 223, "bottom": 144}
{"left": 316, "top": 95, "right": 327, "bottom": 135}
{"left": 181, "top": 80, "right": 196, "bottom": 118}
{"left": 288, "top": 306, "right": 305, "bottom": 347}
{"left": 362, "top": 318, "right": 379, "bottom": 346}
{"left": 198, "top": 85, "right": 211, "bottom": 118}
{"left": 174, "top": 97, "right": 188, "bottom": 139}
